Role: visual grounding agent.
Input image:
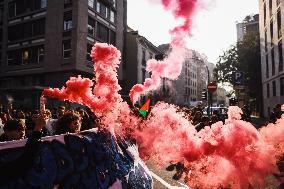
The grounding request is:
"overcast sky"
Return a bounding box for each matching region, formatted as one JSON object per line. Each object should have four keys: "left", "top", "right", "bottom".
{"left": 127, "top": 0, "right": 259, "bottom": 63}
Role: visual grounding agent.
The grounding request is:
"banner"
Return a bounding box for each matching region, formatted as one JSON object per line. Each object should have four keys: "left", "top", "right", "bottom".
{"left": 0, "top": 129, "right": 153, "bottom": 189}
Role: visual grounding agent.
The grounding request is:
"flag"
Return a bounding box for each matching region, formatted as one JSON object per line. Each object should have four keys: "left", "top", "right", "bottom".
{"left": 139, "top": 98, "right": 150, "bottom": 118}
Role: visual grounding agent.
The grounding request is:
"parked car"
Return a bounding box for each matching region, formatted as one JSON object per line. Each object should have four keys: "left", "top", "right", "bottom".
{"left": 203, "top": 106, "right": 228, "bottom": 122}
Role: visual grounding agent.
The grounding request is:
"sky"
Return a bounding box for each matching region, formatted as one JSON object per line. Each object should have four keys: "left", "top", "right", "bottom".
{"left": 127, "top": 0, "right": 259, "bottom": 64}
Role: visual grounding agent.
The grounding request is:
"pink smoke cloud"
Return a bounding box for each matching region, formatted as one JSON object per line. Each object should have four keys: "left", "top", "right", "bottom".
{"left": 42, "top": 43, "right": 284, "bottom": 188}
{"left": 43, "top": 43, "right": 122, "bottom": 116}
{"left": 129, "top": 0, "right": 200, "bottom": 104}
{"left": 136, "top": 106, "right": 280, "bottom": 188}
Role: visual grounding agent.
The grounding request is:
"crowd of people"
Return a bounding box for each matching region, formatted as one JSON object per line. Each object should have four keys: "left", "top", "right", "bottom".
{"left": 179, "top": 105, "right": 228, "bottom": 132}
{"left": 0, "top": 103, "right": 100, "bottom": 142}
{"left": 2, "top": 101, "right": 283, "bottom": 143}
{"left": 0, "top": 102, "right": 258, "bottom": 143}
{"left": 269, "top": 104, "right": 284, "bottom": 124}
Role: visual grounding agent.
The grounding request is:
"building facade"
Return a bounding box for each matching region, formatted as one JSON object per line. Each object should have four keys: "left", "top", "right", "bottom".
{"left": 0, "top": 0, "right": 127, "bottom": 108}
{"left": 124, "top": 28, "right": 162, "bottom": 101}
{"left": 157, "top": 44, "right": 211, "bottom": 107}
{"left": 216, "top": 87, "right": 229, "bottom": 106}
{"left": 259, "top": 0, "right": 284, "bottom": 117}
{"left": 237, "top": 14, "right": 259, "bottom": 42}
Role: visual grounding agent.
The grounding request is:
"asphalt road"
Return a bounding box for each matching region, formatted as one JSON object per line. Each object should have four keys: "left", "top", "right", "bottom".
{"left": 146, "top": 159, "right": 188, "bottom": 189}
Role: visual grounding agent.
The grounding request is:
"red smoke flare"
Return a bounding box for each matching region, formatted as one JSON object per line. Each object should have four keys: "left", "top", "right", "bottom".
{"left": 43, "top": 43, "right": 284, "bottom": 188}
{"left": 43, "top": 43, "right": 122, "bottom": 116}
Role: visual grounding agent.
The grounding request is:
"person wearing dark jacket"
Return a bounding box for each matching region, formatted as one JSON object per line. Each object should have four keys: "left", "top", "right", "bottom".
{"left": 0, "top": 114, "right": 46, "bottom": 186}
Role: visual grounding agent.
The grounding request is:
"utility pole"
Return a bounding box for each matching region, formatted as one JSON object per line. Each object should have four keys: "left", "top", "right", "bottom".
{"left": 205, "top": 65, "right": 210, "bottom": 116}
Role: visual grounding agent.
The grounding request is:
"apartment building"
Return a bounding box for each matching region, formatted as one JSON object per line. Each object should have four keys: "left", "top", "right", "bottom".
{"left": 124, "top": 28, "right": 162, "bottom": 99}
{"left": 0, "top": 0, "right": 127, "bottom": 108}
{"left": 259, "top": 0, "right": 283, "bottom": 117}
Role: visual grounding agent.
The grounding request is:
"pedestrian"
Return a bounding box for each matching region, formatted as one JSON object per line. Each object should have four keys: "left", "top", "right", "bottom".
{"left": 54, "top": 112, "right": 81, "bottom": 135}
{"left": 195, "top": 116, "right": 210, "bottom": 132}
{"left": 0, "top": 114, "right": 46, "bottom": 186}
{"left": 192, "top": 111, "right": 203, "bottom": 126}
{"left": 0, "top": 119, "right": 26, "bottom": 142}
{"left": 0, "top": 104, "right": 9, "bottom": 124}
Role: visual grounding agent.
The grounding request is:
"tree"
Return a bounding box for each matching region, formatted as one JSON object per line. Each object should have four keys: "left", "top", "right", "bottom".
{"left": 214, "top": 33, "right": 262, "bottom": 114}
{"left": 236, "top": 33, "right": 261, "bottom": 99}
{"left": 214, "top": 33, "right": 261, "bottom": 89}
{"left": 214, "top": 45, "right": 238, "bottom": 84}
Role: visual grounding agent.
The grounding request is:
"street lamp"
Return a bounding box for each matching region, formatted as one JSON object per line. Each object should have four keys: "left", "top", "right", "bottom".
{"left": 204, "top": 64, "right": 211, "bottom": 116}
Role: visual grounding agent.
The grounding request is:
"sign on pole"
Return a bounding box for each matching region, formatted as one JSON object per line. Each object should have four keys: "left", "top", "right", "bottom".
{"left": 207, "top": 82, "right": 217, "bottom": 93}
{"left": 233, "top": 71, "right": 244, "bottom": 86}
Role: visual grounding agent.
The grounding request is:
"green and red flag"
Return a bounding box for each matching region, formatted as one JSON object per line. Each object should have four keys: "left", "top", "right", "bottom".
{"left": 139, "top": 98, "right": 150, "bottom": 118}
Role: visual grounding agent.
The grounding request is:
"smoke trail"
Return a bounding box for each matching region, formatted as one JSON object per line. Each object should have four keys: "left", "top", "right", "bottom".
{"left": 129, "top": 0, "right": 199, "bottom": 104}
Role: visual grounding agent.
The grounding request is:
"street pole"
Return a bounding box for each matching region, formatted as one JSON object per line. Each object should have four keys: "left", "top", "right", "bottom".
{"left": 205, "top": 65, "right": 211, "bottom": 116}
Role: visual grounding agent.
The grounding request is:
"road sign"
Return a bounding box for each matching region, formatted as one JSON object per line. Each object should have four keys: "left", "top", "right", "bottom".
{"left": 233, "top": 71, "right": 244, "bottom": 86}
{"left": 207, "top": 82, "right": 217, "bottom": 93}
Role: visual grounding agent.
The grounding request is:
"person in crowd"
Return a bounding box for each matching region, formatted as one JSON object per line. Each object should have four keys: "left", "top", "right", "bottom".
{"left": 192, "top": 111, "right": 203, "bottom": 126}
{"left": 55, "top": 112, "right": 81, "bottom": 135}
{"left": 77, "top": 108, "right": 92, "bottom": 131}
{"left": 195, "top": 116, "right": 210, "bottom": 132}
{"left": 44, "top": 109, "right": 57, "bottom": 136}
{"left": 210, "top": 115, "right": 219, "bottom": 125}
{"left": 25, "top": 110, "right": 39, "bottom": 132}
{"left": 85, "top": 107, "right": 100, "bottom": 128}
{"left": 269, "top": 104, "right": 283, "bottom": 123}
{"left": 0, "top": 104, "right": 9, "bottom": 124}
{"left": 212, "top": 110, "right": 220, "bottom": 120}
{"left": 0, "top": 113, "right": 46, "bottom": 185}
{"left": 241, "top": 105, "right": 251, "bottom": 122}
{"left": 0, "top": 119, "right": 4, "bottom": 136}
{"left": 15, "top": 110, "right": 26, "bottom": 120}
{"left": 51, "top": 107, "right": 58, "bottom": 119}
{"left": 57, "top": 106, "right": 66, "bottom": 119}
{"left": 0, "top": 119, "right": 26, "bottom": 142}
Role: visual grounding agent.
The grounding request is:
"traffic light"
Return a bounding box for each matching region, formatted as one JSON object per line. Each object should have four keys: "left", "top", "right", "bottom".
{"left": 202, "top": 90, "right": 207, "bottom": 100}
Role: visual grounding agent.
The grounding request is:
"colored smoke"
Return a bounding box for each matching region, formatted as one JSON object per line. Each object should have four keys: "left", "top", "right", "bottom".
{"left": 129, "top": 0, "right": 199, "bottom": 104}
{"left": 135, "top": 106, "right": 280, "bottom": 188}
{"left": 42, "top": 42, "right": 284, "bottom": 188}
{"left": 43, "top": 43, "right": 125, "bottom": 123}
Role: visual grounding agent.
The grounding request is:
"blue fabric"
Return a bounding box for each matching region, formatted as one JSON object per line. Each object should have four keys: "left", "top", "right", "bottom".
{"left": 0, "top": 130, "right": 153, "bottom": 189}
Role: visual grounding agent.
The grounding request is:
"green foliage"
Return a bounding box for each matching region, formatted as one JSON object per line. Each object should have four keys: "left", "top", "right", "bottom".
{"left": 213, "top": 33, "right": 261, "bottom": 98}
{"left": 214, "top": 45, "right": 238, "bottom": 84}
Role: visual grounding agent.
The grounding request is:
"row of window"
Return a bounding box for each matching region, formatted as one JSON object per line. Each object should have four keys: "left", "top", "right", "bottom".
{"left": 8, "top": 0, "right": 47, "bottom": 18}
{"left": 264, "top": 10, "right": 281, "bottom": 50}
{"left": 8, "top": 18, "right": 45, "bottom": 42}
{"left": 265, "top": 40, "right": 283, "bottom": 78}
{"left": 184, "top": 96, "right": 197, "bottom": 103}
{"left": 185, "top": 69, "right": 197, "bottom": 79}
{"left": 63, "top": 11, "right": 73, "bottom": 31}
{"left": 7, "top": 45, "right": 44, "bottom": 66}
{"left": 263, "top": 1, "right": 282, "bottom": 49}
{"left": 88, "top": 17, "right": 116, "bottom": 45}
{"left": 185, "top": 61, "right": 198, "bottom": 72}
{"left": 88, "top": 0, "right": 115, "bottom": 23}
{"left": 186, "top": 79, "right": 196, "bottom": 87}
{"left": 185, "top": 87, "right": 196, "bottom": 96}
{"left": 7, "top": 41, "right": 70, "bottom": 66}
{"left": 266, "top": 77, "right": 284, "bottom": 98}
{"left": 0, "top": 75, "right": 45, "bottom": 88}
{"left": 63, "top": 40, "right": 71, "bottom": 59}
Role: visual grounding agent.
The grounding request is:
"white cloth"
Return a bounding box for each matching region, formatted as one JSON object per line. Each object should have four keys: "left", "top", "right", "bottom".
{"left": 45, "top": 119, "right": 57, "bottom": 135}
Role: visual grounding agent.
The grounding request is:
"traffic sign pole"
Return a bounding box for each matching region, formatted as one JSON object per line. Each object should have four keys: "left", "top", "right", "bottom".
{"left": 207, "top": 82, "right": 217, "bottom": 116}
